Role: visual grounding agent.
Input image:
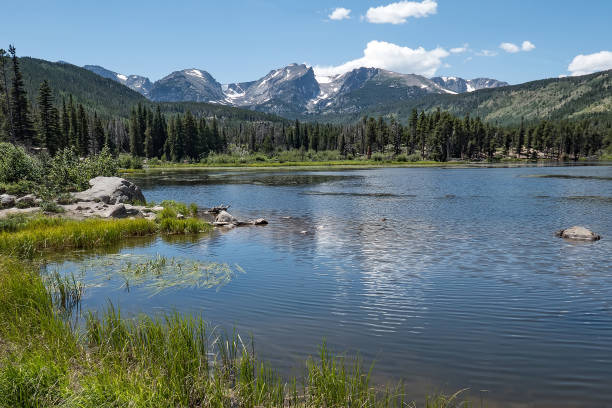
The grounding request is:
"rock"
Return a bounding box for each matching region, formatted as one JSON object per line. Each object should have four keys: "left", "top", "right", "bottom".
{"left": 0, "top": 194, "right": 16, "bottom": 208}
{"left": 150, "top": 206, "right": 164, "bottom": 213}
{"left": 176, "top": 213, "right": 185, "bottom": 219}
{"left": 253, "top": 218, "right": 268, "bottom": 225}
{"left": 72, "top": 177, "right": 145, "bottom": 205}
{"left": 215, "top": 210, "right": 237, "bottom": 224}
{"left": 102, "top": 204, "right": 128, "bottom": 218}
{"left": 15, "top": 194, "right": 37, "bottom": 208}
{"left": 556, "top": 226, "right": 601, "bottom": 241}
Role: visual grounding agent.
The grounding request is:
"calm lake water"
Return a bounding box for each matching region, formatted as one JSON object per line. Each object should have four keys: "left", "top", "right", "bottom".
{"left": 49, "top": 165, "right": 612, "bottom": 407}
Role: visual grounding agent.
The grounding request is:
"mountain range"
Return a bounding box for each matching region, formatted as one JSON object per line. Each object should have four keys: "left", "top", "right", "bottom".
{"left": 83, "top": 63, "right": 509, "bottom": 117}
{"left": 14, "top": 57, "right": 611, "bottom": 126}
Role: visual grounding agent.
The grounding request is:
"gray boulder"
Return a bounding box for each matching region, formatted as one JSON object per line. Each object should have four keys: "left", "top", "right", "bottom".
{"left": 556, "top": 226, "right": 601, "bottom": 241}
{"left": 0, "top": 194, "right": 16, "bottom": 208}
{"left": 72, "top": 177, "right": 145, "bottom": 205}
{"left": 215, "top": 210, "right": 237, "bottom": 224}
{"left": 102, "top": 204, "right": 128, "bottom": 218}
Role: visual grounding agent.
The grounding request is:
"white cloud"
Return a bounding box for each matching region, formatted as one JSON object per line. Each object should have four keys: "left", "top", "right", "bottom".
{"left": 329, "top": 7, "right": 351, "bottom": 20}
{"left": 500, "top": 40, "right": 535, "bottom": 53}
{"left": 365, "top": 0, "right": 437, "bottom": 24}
{"left": 500, "top": 42, "right": 520, "bottom": 53}
{"left": 521, "top": 40, "right": 535, "bottom": 51}
{"left": 477, "top": 49, "right": 498, "bottom": 57}
{"left": 450, "top": 44, "right": 468, "bottom": 54}
{"left": 567, "top": 51, "right": 612, "bottom": 76}
{"left": 314, "top": 40, "right": 449, "bottom": 77}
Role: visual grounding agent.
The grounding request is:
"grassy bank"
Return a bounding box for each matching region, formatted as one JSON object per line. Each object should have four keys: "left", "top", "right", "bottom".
{"left": 0, "top": 215, "right": 467, "bottom": 407}
{"left": 0, "top": 211, "right": 211, "bottom": 258}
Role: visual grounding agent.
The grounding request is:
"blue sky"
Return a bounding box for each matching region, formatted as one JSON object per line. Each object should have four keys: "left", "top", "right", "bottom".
{"left": 2, "top": 0, "right": 611, "bottom": 84}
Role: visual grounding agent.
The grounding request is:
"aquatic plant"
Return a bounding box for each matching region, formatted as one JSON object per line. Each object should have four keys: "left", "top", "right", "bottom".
{"left": 79, "top": 253, "right": 243, "bottom": 296}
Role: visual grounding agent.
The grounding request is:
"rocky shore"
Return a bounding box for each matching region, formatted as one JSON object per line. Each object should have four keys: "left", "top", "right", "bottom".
{"left": 0, "top": 176, "right": 267, "bottom": 228}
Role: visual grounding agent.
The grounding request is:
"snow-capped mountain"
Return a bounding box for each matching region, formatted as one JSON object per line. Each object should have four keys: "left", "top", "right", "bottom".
{"left": 431, "top": 76, "right": 508, "bottom": 93}
{"left": 84, "top": 63, "right": 508, "bottom": 116}
{"left": 148, "top": 69, "right": 225, "bottom": 103}
{"left": 83, "top": 65, "right": 153, "bottom": 97}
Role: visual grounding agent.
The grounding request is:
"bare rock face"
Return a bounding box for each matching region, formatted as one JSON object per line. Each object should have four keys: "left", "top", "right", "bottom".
{"left": 72, "top": 177, "right": 145, "bottom": 205}
{"left": 556, "top": 226, "right": 601, "bottom": 241}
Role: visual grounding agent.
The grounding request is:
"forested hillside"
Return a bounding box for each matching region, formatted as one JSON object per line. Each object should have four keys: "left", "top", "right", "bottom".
{"left": 330, "top": 70, "right": 612, "bottom": 126}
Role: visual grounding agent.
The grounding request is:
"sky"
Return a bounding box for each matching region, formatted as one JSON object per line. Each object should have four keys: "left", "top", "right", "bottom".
{"left": 2, "top": 0, "right": 611, "bottom": 84}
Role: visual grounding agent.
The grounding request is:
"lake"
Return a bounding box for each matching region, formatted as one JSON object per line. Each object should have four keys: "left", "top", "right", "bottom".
{"left": 48, "top": 164, "right": 612, "bottom": 407}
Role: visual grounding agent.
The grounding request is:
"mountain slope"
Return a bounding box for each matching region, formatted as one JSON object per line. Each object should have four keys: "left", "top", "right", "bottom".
{"left": 83, "top": 65, "right": 153, "bottom": 97}
{"left": 18, "top": 58, "right": 147, "bottom": 117}
{"left": 332, "top": 69, "right": 612, "bottom": 125}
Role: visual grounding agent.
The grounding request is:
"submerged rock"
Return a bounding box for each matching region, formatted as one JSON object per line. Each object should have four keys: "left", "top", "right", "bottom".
{"left": 555, "top": 226, "right": 601, "bottom": 241}
{"left": 72, "top": 177, "right": 145, "bottom": 205}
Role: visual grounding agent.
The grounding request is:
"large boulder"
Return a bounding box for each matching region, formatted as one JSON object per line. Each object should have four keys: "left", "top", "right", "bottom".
{"left": 215, "top": 210, "right": 237, "bottom": 224}
{"left": 0, "top": 194, "right": 16, "bottom": 208}
{"left": 72, "top": 177, "right": 145, "bottom": 205}
{"left": 556, "top": 226, "right": 601, "bottom": 241}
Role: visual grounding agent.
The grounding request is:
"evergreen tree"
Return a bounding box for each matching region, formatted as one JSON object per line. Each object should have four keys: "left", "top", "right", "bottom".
{"left": 77, "top": 104, "right": 89, "bottom": 156}
{"left": 183, "top": 111, "right": 198, "bottom": 159}
{"left": 37, "top": 80, "right": 60, "bottom": 154}
{"left": 60, "top": 97, "right": 70, "bottom": 149}
{"left": 8, "top": 45, "right": 35, "bottom": 146}
{"left": 0, "top": 48, "right": 14, "bottom": 141}
{"left": 92, "top": 112, "right": 105, "bottom": 154}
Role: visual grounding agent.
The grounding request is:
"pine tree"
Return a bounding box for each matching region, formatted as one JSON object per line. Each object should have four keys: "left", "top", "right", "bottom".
{"left": 92, "top": 112, "right": 105, "bottom": 154}
{"left": 37, "top": 80, "right": 60, "bottom": 154}
{"left": 129, "top": 108, "right": 140, "bottom": 156}
{"left": 60, "top": 98, "right": 70, "bottom": 149}
{"left": 0, "top": 48, "right": 14, "bottom": 141}
{"left": 516, "top": 118, "right": 525, "bottom": 156}
{"left": 68, "top": 95, "right": 78, "bottom": 148}
{"left": 77, "top": 104, "right": 89, "bottom": 156}
{"left": 9, "top": 45, "right": 35, "bottom": 146}
{"left": 183, "top": 111, "right": 197, "bottom": 159}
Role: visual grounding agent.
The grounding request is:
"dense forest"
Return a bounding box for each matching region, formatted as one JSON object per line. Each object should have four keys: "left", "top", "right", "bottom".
{"left": 1, "top": 47, "right": 610, "bottom": 163}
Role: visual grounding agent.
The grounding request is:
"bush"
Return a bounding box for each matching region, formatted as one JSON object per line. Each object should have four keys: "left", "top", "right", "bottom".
{"left": 371, "top": 152, "right": 385, "bottom": 162}
{"left": 46, "top": 147, "right": 119, "bottom": 192}
{"left": 0, "top": 143, "right": 42, "bottom": 183}
{"left": 395, "top": 154, "right": 408, "bottom": 162}
{"left": 406, "top": 153, "right": 421, "bottom": 162}
{"left": 0, "top": 180, "right": 38, "bottom": 196}
{"left": 118, "top": 154, "right": 143, "bottom": 169}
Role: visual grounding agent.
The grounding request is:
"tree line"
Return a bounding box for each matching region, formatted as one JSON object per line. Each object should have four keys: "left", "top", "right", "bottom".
{"left": 1, "top": 46, "right": 610, "bottom": 162}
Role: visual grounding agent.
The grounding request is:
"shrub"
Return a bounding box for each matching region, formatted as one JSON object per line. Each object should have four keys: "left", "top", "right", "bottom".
{"left": 118, "top": 154, "right": 143, "bottom": 170}
{"left": 406, "top": 153, "right": 422, "bottom": 162}
{"left": 0, "top": 143, "right": 42, "bottom": 183}
{"left": 371, "top": 152, "right": 385, "bottom": 162}
{"left": 0, "top": 180, "right": 38, "bottom": 196}
{"left": 395, "top": 154, "right": 408, "bottom": 162}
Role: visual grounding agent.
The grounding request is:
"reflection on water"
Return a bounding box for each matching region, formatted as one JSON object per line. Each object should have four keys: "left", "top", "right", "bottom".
{"left": 50, "top": 165, "right": 612, "bottom": 407}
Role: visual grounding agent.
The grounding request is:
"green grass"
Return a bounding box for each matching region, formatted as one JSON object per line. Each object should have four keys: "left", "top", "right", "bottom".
{"left": 0, "top": 257, "right": 469, "bottom": 407}
{"left": 0, "top": 209, "right": 212, "bottom": 258}
{"left": 0, "top": 218, "right": 158, "bottom": 258}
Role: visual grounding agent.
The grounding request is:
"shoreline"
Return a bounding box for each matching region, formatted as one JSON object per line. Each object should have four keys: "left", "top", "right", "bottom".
{"left": 123, "top": 159, "right": 612, "bottom": 173}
